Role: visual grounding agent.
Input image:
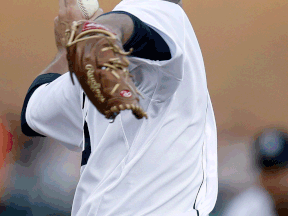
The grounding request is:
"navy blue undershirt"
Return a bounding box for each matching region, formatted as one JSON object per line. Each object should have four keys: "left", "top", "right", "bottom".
{"left": 21, "top": 11, "right": 171, "bottom": 138}
{"left": 101, "top": 11, "right": 171, "bottom": 61}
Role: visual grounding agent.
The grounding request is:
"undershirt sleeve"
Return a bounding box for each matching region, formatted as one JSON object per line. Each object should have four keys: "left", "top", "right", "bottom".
{"left": 98, "top": 11, "right": 172, "bottom": 61}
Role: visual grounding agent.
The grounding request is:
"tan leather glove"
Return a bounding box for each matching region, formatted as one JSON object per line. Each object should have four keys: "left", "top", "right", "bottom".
{"left": 66, "top": 21, "right": 148, "bottom": 120}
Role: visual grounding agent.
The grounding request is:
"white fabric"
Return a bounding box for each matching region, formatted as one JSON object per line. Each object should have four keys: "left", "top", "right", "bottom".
{"left": 223, "top": 186, "right": 277, "bottom": 216}
{"left": 26, "top": 73, "right": 83, "bottom": 152}
{"left": 26, "top": 0, "right": 218, "bottom": 215}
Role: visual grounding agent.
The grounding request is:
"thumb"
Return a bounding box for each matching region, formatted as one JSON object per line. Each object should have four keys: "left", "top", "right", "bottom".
{"left": 54, "top": 16, "right": 59, "bottom": 27}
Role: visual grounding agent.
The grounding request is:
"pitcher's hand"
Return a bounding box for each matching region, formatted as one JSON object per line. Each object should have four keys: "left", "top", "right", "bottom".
{"left": 54, "top": 0, "right": 103, "bottom": 52}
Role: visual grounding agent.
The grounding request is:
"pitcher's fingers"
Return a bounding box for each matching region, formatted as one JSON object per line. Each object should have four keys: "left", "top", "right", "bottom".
{"left": 58, "top": 0, "right": 77, "bottom": 16}
{"left": 58, "top": 0, "right": 67, "bottom": 10}
{"left": 54, "top": 16, "right": 59, "bottom": 25}
{"left": 58, "top": 0, "right": 67, "bottom": 17}
{"left": 54, "top": 16, "right": 62, "bottom": 32}
{"left": 64, "top": 0, "right": 77, "bottom": 7}
{"left": 54, "top": 16, "right": 61, "bottom": 33}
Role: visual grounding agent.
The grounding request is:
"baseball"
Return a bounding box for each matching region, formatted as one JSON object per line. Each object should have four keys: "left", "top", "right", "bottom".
{"left": 77, "top": 0, "right": 99, "bottom": 20}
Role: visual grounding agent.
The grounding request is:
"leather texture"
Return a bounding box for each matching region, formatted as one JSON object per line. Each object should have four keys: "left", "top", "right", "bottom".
{"left": 66, "top": 21, "right": 147, "bottom": 120}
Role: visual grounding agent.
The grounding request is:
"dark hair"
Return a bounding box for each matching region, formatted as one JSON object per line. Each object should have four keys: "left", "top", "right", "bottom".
{"left": 254, "top": 128, "right": 288, "bottom": 171}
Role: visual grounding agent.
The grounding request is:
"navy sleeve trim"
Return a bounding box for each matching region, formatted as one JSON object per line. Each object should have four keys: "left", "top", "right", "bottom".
{"left": 98, "top": 11, "right": 172, "bottom": 61}
{"left": 21, "top": 73, "right": 62, "bottom": 137}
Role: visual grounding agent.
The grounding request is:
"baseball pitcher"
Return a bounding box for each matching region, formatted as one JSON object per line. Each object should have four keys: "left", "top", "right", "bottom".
{"left": 21, "top": 0, "right": 218, "bottom": 215}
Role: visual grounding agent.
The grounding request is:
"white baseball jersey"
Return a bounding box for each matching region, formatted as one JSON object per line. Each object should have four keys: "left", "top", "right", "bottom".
{"left": 24, "top": 0, "right": 218, "bottom": 215}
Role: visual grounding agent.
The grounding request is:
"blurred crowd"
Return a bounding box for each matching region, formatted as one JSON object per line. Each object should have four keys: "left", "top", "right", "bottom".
{"left": 1, "top": 111, "right": 288, "bottom": 215}
{"left": 211, "top": 128, "right": 288, "bottom": 216}
{"left": 0, "top": 113, "right": 81, "bottom": 215}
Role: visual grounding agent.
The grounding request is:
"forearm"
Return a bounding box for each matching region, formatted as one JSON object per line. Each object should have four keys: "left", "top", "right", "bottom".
{"left": 94, "top": 13, "right": 134, "bottom": 45}
{"left": 93, "top": 11, "right": 171, "bottom": 61}
{"left": 40, "top": 51, "right": 69, "bottom": 75}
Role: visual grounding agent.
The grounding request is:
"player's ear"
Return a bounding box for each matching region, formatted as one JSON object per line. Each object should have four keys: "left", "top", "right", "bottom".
{"left": 90, "top": 8, "right": 104, "bottom": 21}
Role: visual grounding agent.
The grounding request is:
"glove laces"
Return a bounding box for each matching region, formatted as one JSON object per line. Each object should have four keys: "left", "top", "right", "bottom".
{"left": 66, "top": 21, "right": 145, "bottom": 99}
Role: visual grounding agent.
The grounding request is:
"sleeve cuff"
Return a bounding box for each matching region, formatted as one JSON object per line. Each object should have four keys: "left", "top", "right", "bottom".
{"left": 21, "top": 73, "right": 62, "bottom": 137}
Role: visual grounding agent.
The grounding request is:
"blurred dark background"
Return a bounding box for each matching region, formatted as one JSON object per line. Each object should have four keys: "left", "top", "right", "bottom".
{"left": 0, "top": 0, "right": 287, "bottom": 215}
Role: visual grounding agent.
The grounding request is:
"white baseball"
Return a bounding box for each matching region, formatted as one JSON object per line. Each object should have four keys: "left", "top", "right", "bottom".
{"left": 77, "top": 0, "right": 99, "bottom": 20}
